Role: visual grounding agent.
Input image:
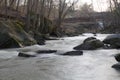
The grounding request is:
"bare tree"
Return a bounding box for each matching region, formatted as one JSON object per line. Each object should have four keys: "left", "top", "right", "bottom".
{"left": 79, "top": 3, "right": 94, "bottom": 17}
{"left": 108, "top": 0, "right": 120, "bottom": 26}
{"left": 0, "top": 0, "right": 79, "bottom": 35}
{"left": 55, "top": 0, "right": 78, "bottom": 36}
{"left": 25, "top": 0, "right": 31, "bottom": 31}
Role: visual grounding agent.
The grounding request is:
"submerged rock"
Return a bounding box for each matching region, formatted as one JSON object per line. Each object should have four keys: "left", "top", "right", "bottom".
{"left": 115, "top": 54, "right": 120, "bottom": 62}
{"left": 61, "top": 51, "right": 83, "bottom": 56}
{"left": 74, "top": 38, "right": 104, "bottom": 50}
{"left": 36, "top": 50, "right": 57, "bottom": 54}
{"left": 103, "top": 34, "right": 120, "bottom": 48}
{"left": 112, "top": 63, "right": 120, "bottom": 70}
{"left": 18, "top": 52, "right": 36, "bottom": 57}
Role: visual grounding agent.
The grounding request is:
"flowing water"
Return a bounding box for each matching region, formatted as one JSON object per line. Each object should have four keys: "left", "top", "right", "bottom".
{"left": 0, "top": 33, "right": 120, "bottom": 80}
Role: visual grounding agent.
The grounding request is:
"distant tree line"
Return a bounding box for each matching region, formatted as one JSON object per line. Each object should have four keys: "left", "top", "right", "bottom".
{"left": 0, "top": 0, "right": 78, "bottom": 36}
{"left": 109, "top": 0, "right": 120, "bottom": 27}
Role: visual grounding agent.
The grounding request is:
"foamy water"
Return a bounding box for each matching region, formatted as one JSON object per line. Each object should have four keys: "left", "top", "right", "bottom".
{"left": 0, "top": 33, "right": 120, "bottom": 80}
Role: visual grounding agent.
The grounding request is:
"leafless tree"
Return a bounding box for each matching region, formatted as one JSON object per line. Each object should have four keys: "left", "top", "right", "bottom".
{"left": 0, "top": 0, "right": 79, "bottom": 35}
{"left": 54, "top": 0, "right": 78, "bottom": 35}
{"left": 108, "top": 0, "right": 120, "bottom": 26}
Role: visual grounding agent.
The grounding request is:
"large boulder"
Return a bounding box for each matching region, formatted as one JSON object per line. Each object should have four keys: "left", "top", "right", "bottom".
{"left": 74, "top": 38, "right": 104, "bottom": 50}
{"left": 0, "top": 21, "right": 36, "bottom": 49}
{"left": 61, "top": 51, "right": 83, "bottom": 56}
{"left": 112, "top": 63, "right": 120, "bottom": 70}
{"left": 0, "top": 33, "right": 20, "bottom": 49}
{"left": 83, "top": 37, "right": 96, "bottom": 43}
{"left": 103, "top": 34, "right": 120, "bottom": 48}
{"left": 115, "top": 54, "right": 120, "bottom": 62}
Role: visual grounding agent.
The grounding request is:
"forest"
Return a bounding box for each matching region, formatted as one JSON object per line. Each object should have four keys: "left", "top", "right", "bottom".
{"left": 0, "top": 0, "right": 119, "bottom": 48}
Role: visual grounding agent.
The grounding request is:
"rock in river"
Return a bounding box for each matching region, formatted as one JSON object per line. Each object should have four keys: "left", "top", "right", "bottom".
{"left": 115, "top": 54, "right": 120, "bottom": 62}
{"left": 103, "top": 34, "right": 120, "bottom": 48}
{"left": 74, "top": 37, "right": 104, "bottom": 50}
{"left": 61, "top": 51, "right": 83, "bottom": 56}
{"left": 36, "top": 50, "right": 57, "bottom": 54}
{"left": 18, "top": 52, "right": 36, "bottom": 58}
{"left": 112, "top": 63, "right": 120, "bottom": 70}
{"left": 83, "top": 37, "right": 96, "bottom": 43}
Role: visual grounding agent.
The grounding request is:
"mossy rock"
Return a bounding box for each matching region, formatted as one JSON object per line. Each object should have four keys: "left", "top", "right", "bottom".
{"left": 0, "top": 33, "right": 20, "bottom": 49}
{"left": 0, "top": 20, "right": 36, "bottom": 49}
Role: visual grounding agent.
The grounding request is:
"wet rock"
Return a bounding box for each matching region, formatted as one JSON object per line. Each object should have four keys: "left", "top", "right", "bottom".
{"left": 34, "top": 33, "right": 45, "bottom": 45}
{"left": 93, "top": 33, "right": 97, "bottom": 36}
{"left": 115, "top": 54, "right": 120, "bottom": 62}
{"left": 61, "top": 51, "right": 83, "bottom": 56}
{"left": 36, "top": 50, "right": 57, "bottom": 54}
{"left": 112, "top": 63, "right": 120, "bottom": 70}
{"left": 103, "top": 34, "right": 120, "bottom": 48}
{"left": 0, "top": 21, "right": 36, "bottom": 49}
{"left": 74, "top": 39, "right": 104, "bottom": 50}
{"left": 103, "top": 44, "right": 113, "bottom": 49}
{"left": 83, "top": 37, "right": 96, "bottom": 43}
{"left": 0, "top": 33, "right": 20, "bottom": 49}
{"left": 18, "top": 52, "right": 36, "bottom": 57}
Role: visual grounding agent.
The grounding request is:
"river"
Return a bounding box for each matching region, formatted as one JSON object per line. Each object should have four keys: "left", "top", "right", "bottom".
{"left": 0, "top": 33, "right": 120, "bottom": 80}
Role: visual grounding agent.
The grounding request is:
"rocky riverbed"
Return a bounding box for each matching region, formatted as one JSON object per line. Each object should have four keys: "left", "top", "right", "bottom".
{"left": 0, "top": 33, "right": 120, "bottom": 80}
